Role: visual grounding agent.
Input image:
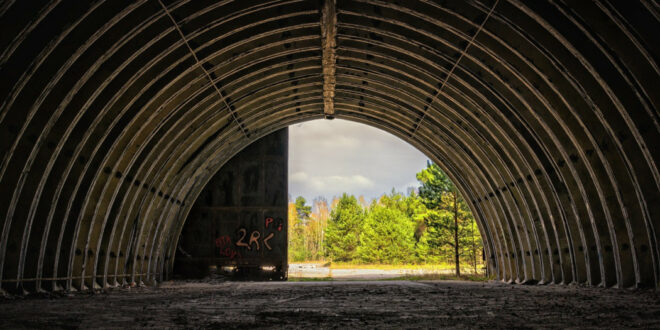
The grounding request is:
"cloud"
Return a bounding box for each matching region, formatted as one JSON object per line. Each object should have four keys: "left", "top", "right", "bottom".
{"left": 290, "top": 171, "right": 309, "bottom": 182}
{"left": 307, "top": 174, "right": 375, "bottom": 191}
{"left": 289, "top": 119, "right": 430, "bottom": 202}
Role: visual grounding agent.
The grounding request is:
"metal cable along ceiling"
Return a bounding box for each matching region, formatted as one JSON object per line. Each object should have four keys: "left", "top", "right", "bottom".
{"left": 0, "top": 0, "right": 658, "bottom": 293}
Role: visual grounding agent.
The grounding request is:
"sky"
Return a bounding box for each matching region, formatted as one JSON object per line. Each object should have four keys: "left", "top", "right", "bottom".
{"left": 288, "top": 119, "right": 430, "bottom": 204}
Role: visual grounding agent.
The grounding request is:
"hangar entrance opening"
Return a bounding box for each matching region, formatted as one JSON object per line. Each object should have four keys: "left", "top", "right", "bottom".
{"left": 174, "top": 120, "right": 484, "bottom": 281}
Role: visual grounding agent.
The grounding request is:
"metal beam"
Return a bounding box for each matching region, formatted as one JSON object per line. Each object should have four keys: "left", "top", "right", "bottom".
{"left": 157, "top": 0, "right": 249, "bottom": 138}
{"left": 321, "top": 0, "right": 337, "bottom": 119}
{"left": 411, "top": 0, "right": 499, "bottom": 136}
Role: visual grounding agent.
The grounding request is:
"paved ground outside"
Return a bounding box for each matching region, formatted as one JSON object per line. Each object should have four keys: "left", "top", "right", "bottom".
{"left": 1, "top": 280, "right": 659, "bottom": 329}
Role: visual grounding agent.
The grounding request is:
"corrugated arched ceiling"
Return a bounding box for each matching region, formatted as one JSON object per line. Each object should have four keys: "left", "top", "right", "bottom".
{"left": 0, "top": 0, "right": 658, "bottom": 293}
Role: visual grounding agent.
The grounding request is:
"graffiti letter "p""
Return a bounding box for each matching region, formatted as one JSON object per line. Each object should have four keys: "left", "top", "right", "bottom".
{"left": 265, "top": 217, "right": 274, "bottom": 228}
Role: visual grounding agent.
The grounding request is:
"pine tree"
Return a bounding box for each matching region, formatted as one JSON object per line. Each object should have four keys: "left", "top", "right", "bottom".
{"left": 311, "top": 197, "right": 330, "bottom": 259}
{"left": 294, "top": 196, "right": 311, "bottom": 220}
{"left": 357, "top": 205, "right": 416, "bottom": 264}
{"left": 323, "top": 193, "right": 364, "bottom": 262}
{"left": 288, "top": 201, "right": 308, "bottom": 261}
{"left": 417, "top": 162, "right": 462, "bottom": 275}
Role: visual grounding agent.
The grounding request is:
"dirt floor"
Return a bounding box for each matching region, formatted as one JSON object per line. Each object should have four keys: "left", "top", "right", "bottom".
{"left": 1, "top": 280, "right": 659, "bottom": 329}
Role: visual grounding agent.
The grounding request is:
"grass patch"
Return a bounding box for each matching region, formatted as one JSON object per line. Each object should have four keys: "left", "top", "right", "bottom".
{"left": 325, "top": 262, "right": 483, "bottom": 272}
{"left": 287, "top": 274, "right": 492, "bottom": 282}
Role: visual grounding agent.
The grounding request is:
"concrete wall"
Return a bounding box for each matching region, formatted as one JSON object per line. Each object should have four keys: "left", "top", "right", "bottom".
{"left": 173, "top": 129, "right": 288, "bottom": 279}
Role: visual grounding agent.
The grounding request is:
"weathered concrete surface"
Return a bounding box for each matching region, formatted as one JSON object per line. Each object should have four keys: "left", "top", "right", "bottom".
{"left": 1, "top": 280, "right": 659, "bottom": 329}
{"left": 174, "top": 128, "right": 288, "bottom": 280}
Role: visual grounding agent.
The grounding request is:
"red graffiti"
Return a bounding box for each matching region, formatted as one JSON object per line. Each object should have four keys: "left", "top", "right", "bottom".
{"left": 215, "top": 235, "right": 242, "bottom": 260}
{"left": 220, "top": 247, "right": 241, "bottom": 259}
{"left": 215, "top": 236, "right": 231, "bottom": 247}
{"left": 267, "top": 217, "right": 283, "bottom": 232}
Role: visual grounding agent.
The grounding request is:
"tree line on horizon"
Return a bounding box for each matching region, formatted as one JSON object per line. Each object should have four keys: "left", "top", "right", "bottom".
{"left": 288, "top": 162, "right": 484, "bottom": 276}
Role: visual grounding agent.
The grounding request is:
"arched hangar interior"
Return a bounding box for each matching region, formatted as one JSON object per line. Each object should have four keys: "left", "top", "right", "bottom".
{"left": 0, "top": 0, "right": 658, "bottom": 293}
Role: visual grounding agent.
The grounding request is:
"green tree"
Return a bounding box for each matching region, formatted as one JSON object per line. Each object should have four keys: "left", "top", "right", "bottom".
{"left": 288, "top": 201, "right": 306, "bottom": 261}
{"left": 287, "top": 163, "right": 483, "bottom": 270}
{"left": 288, "top": 196, "right": 313, "bottom": 261}
{"left": 456, "top": 198, "right": 482, "bottom": 274}
{"left": 357, "top": 205, "right": 416, "bottom": 264}
{"left": 382, "top": 190, "right": 428, "bottom": 237}
{"left": 417, "top": 162, "right": 452, "bottom": 207}
{"left": 289, "top": 200, "right": 313, "bottom": 261}
{"left": 416, "top": 162, "right": 453, "bottom": 259}
{"left": 323, "top": 193, "right": 364, "bottom": 262}
{"left": 294, "top": 196, "right": 311, "bottom": 220}
{"left": 415, "top": 207, "right": 453, "bottom": 263}
{"left": 416, "top": 161, "right": 477, "bottom": 276}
